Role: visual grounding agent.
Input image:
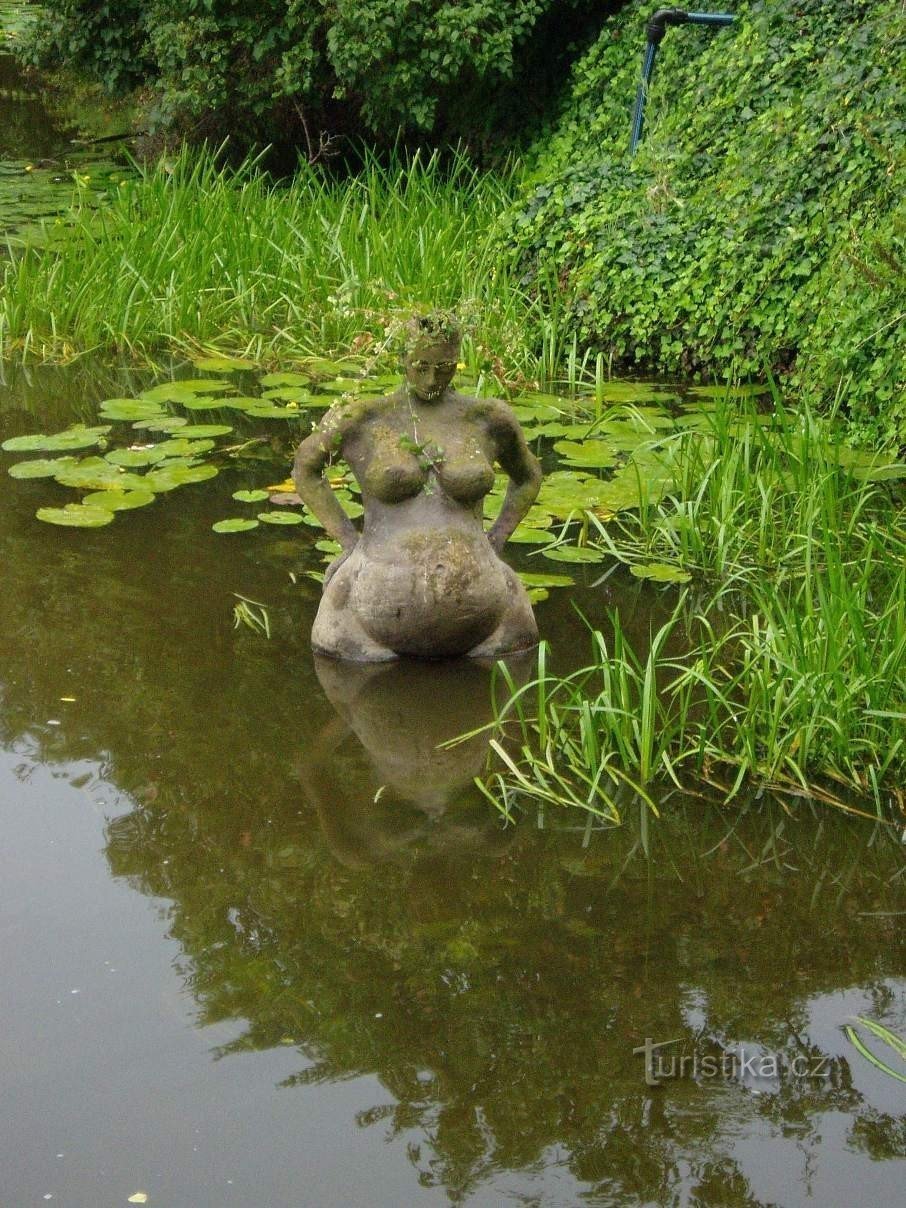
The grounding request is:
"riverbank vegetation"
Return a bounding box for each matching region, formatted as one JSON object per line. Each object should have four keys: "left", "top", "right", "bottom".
{"left": 480, "top": 390, "right": 905, "bottom": 819}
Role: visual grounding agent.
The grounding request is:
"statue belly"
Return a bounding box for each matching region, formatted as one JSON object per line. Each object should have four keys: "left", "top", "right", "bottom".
{"left": 351, "top": 530, "right": 508, "bottom": 656}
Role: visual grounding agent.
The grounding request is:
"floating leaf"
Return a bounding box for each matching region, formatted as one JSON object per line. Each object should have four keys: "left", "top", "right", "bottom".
{"left": 526, "top": 587, "right": 550, "bottom": 604}
{"left": 630, "top": 562, "right": 692, "bottom": 583}
{"left": 261, "top": 388, "right": 315, "bottom": 404}
{"left": 509, "top": 527, "right": 556, "bottom": 544}
{"left": 146, "top": 438, "right": 215, "bottom": 461}
{"left": 54, "top": 459, "right": 147, "bottom": 491}
{"left": 180, "top": 395, "right": 236, "bottom": 411}
{"left": 83, "top": 489, "right": 155, "bottom": 511}
{"left": 8, "top": 456, "right": 79, "bottom": 479}
{"left": 36, "top": 503, "right": 115, "bottom": 528}
{"left": 145, "top": 464, "right": 219, "bottom": 492}
{"left": 232, "top": 489, "right": 270, "bottom": 503}
{"left": 105, "top": 447, "right": 158, "bottom": 468}
{"left": 260, "top": 372, "right": 311, "bottom": 388}
{"left": 2, "top": 425, "right": 111, "bottom": 453}
{"left": 518, "top": 571, "right": 574, "bottom": 588}
{"left": 257, "top": 511, "right": 304, "bottom": 525}
{"left": 246, "top": 405, "right": 307, "bottom": 420}
{"left": 218, "top": 396, "right": 262, "bottom": 411}
{"left": 553, "top": 438, "right": 620, "bottom": 468}
{"left": 99, "top": 398, "right": 166, "bottom": 421}
{"left": 176, "top": 424, "right": 232, "bottom": 438}
{"left": 268, "top": 491, "right": 303, "bottom": 507}
{"left": 316, "top": 538, "right": 342, "bottom": 553}
{"left": 213, "top": 518, "right": 260, "bottom": 533}
{"left": 541, "top": 545, "right": 606, "bottom": 564}
{"left": 132, "top": 416, "right": 188, "bottom": 432}
{"left": 142, "top": 378, "right": 232, "bottom": 400}
{"left": 192, "top": 355, "right": 257, "bottom": 372}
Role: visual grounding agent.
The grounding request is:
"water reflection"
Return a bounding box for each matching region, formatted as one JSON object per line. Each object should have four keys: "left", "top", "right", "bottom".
{"left": 1, "top": 364, "right": 904, "bottom": 1205}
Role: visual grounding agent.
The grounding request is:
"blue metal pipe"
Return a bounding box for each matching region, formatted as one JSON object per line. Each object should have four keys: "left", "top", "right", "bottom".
{"left": 630, "top": 9, "right": 735, "bottom": 155}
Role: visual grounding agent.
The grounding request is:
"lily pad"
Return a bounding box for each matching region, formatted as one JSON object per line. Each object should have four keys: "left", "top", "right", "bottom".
{"left": 140, "top": 379, "right": 232, "bottom": 403}
{"left": 553, "top": 439, "right": 620, "bottom": 468}
{"left": 176, "top": 424, "right": 233, "bottom": 438}
{"left": 246, "top": 405, "right": 307, "bottom": 420}
{"left": 8, "top": 456, "right": 79, "bottom": 479}
{"left": 518, "top": 572, "right": 575, "bottom": 588}
{"left": 100, "top": 399, "right": 166, "bottom": 422}
{"left": 54, "top": 459, "right": 148, "bottom": 491}
{"left": 213, "top": 518, "right": 260, "bottom": 533}
{"left": 192, "top": 355, "right": 258, "bottom": 372}
{"left": 2, "top": 425, "right": 112, "bottom": 453}
{"left": 36, "top": 503, "right": 115, "bottom": 528}
{"left": 630, "top": 562, "right": 692, "bottom": 583}
{"left": 83, "top": 489, "right": 156, "bottom": 512}
{"left": 261, "top": 388, "right": 315, "bottom": 404}
{"left": 541, "top": 545, "right": 606, "bottom": 564}
{"left": 232, "top": 489, "right": 270, "bottom": 503}
{"left": 508, "top": 527, "right": 556, "bottom": 544}
{"left": 105, "top": 447, "right": 158, "bottom": 468}
{"left": 180, "top": 396, "right": 236, "bottom": 411}
{"left": 132, "top": 416, "right": 188, "bottom": 432}
{"left": 257, "top": 511, "right": 304, "bottom": 525}
{"left": 260, "top": 372, "right": 311, "bottom": 388}
{"left": 146, "top": 438, "right": 216, "bottom": 461}
{"left": 144, "top": 464, "right": 219, "bottom": 492}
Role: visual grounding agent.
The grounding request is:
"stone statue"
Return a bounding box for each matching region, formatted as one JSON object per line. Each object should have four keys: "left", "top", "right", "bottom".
{"left": 293, "top": 313, "right": 542, "bottom": 661}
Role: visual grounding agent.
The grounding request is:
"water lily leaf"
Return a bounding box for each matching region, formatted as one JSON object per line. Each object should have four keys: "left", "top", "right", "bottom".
{"left": 54, "top": 459, "right": 147, "bottom": 491}
{"left": 509, "top": 527, "right": 556, "bottom": 544}
{"left": 518, "top": 571, "right": 574, "bottom": 588}
{"left": 83, "top": 489, "right": 156, "bottom": 511}
{"left": 553, "top": 439, "right": 620, "bottom": 468}
{"left": 261, "top": 388, "right": 315, "bottom": 404}
{"left": 145, "top": 464, "right": 219, "bottom": 491}
{"left": 180, "top": 395, "right": 236, "bottom": 411}
{"left": 260, "top": 372, "right": 311, "bottom": 388}
{"left": 630, "top": 562, "right": 692, "bottom": 583}
{"left": 541, "top": 545, "right": 606, "bottom": 563}
{"left": 132, "top": 416, "right": 188, "bottom": 432}
{"left": 232, "top": 489, "right": 270, "bottom": 503}
{"left": 526, "top": 587, "right": 549, "bottom": 604}
{"left": 213, "top": 517, "right": 260, "bottom": 533}
{"left": 268, "top": 491, "right": 303, "bottom": 507}
{"left": 305, "top": 359, "right": 358, "bottom": 378}
{"left": 686, "top": 383, "right": 767, "bottom": 399}
{"left": 3, "top": 425, "right": 112, "bottom": 453}
{"left": 146, "top": 438, "right": 215, "bottom": 461}
{"left": 588, "top": 382, "right": 667, "bottom": 404}
{"left": 99, "top": 398, "right": 166, "bottom": 421}
{"left": 176, "top": 424, "right": 232, "bottom": 438}
{"left": 192, "top": 355, "right": 257, "bottom": 372}
{"left": 338, "top": 497, "right": 363, "bottom": 518}
{"left": 141, "top": 376, "right": 231, "bottom": 401}
{"left": 317, "top": 376, "right": 367, "bottom": 395}
{"left": 8, "top": 456, "right": 79, "bottom": 479}
{"left": 257, "top": 511, "right": 303, "bottom": 525}
{"left": 316, "top": 538, "right": 342, "bottom": 553}
{"left": 36, "top": 503, "right": 115, "bottom": 528}
{"left": 218, "top": 396, "right": 262, "bottom": 411}
{"left": 246, "top": 405, "right": 307, "bottom": 420}
{"left": 511, "top": 402, "right": 563, "bottom": 423}
{"left": 105, "top": 447, "right": 158, "bottom": 468}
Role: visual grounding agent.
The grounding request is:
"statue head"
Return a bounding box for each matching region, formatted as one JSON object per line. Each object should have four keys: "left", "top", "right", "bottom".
{"left": 403, "top": 311, "right": 462, "bottom": 403}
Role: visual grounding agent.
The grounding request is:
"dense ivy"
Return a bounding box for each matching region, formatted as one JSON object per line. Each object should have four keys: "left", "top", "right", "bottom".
{"left": 17, "top": 0, "right": 610, "bottom": 152}
{"left": 502, "top": 0, "right": 905, "bottom": 442}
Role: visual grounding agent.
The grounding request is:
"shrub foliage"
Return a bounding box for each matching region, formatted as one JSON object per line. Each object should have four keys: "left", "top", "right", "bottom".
{"left": 18, "top": 0, "right": 609, "bottom": 152}
{"left": 502, "top": 0, "right": 905, "bottom": 442}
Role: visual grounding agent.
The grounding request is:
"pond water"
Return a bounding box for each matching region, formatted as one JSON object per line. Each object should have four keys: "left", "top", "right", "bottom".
{"left": 1, "top": 357, "right": 905, "bottom": 1208}
{"left": 1, "top": 30, "right": 905, "bottom": 1207}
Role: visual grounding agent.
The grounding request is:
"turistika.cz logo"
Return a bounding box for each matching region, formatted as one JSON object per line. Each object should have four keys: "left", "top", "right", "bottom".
{"left": 633, "top": 1037, "right": 833, "bottom": 1088}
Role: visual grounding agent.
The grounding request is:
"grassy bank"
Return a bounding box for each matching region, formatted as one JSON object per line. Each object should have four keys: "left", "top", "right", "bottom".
{"left": 478, "top": 391, "right": 906, "bottom": 820}
{"left": 0, "top": 149, "right": 550, "bottom": 375}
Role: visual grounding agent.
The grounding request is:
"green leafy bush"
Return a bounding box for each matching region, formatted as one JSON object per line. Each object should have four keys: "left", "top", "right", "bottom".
{"left": 502, "top": 0, "right": 906, "bottom": 443}
{"left": 17, "top": 0, "right": 610, "bottom": 152}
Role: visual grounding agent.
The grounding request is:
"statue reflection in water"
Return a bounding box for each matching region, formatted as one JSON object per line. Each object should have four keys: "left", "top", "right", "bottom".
{"left": 304, "top": 653, "right": 532, "bottom": 867}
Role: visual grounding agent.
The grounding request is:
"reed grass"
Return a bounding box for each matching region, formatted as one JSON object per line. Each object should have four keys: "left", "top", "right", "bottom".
{"left": 480, "top": 390, "right": 906, "bottom": 819}
{"left": 0, "top": 146, "right": 560, "bottom": 374}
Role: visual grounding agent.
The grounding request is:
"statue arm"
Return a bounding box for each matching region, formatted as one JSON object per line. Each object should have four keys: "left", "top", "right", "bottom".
{"left": 486, "top": 403, "right": 542, "bottom": 554}
{"left": 292, "top": 407, "right": 361, "bottom": 552}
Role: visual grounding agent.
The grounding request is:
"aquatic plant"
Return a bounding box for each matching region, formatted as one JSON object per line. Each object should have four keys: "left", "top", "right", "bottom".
{"left": 476, "top": 391, "right": 906, "bottom": 815}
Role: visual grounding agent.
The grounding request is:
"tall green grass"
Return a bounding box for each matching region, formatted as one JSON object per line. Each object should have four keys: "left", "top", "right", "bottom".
{"left": 0, "top": 147, "right": 555, "bottom": 371}
{"left": 480, "top": 392, "right": 906, "bottom": 818}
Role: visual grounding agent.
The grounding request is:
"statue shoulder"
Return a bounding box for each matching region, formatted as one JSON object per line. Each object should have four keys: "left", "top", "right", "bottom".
{"left": 463, "top": 395, "right": 521, "bottom": 436}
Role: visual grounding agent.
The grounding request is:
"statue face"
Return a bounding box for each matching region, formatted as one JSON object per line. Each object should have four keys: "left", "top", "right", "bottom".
{"left": 404, "top": 342, "right": 459, "bottom": 402}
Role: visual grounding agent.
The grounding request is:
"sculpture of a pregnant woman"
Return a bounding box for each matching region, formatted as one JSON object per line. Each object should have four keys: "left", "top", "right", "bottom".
{"left": 293, "top": 313, "right": 542, "bottom": 661}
